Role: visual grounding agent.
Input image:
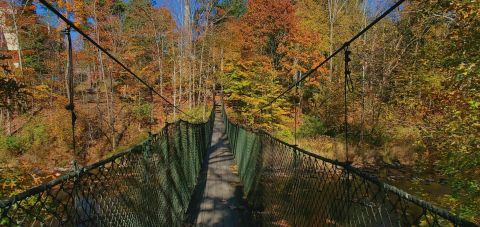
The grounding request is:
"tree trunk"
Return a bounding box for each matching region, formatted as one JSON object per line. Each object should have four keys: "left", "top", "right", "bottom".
{"left": 94, "top": 0, "right": 115, "bottom": 151}
{"left": 183, "top": 0, "right": 193, "bottom": 110}
{"left": 360, "top": 0, "right": 368, "bottom": 143}
{"left": 328, "top": 0, "right": 334, "bottom": 81}
{"left": 8, "top": 1, "right": 23, "bottom": 75}
{"left": 198, "top": 0, "right": 213, "bottom": 107}
{"left": 6, "top": 99, "right": 12, "bottom": 135}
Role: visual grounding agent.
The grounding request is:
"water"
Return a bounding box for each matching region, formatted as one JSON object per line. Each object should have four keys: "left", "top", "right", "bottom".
{"left": 364, "top": 164, "right": 452, "bottom": 208}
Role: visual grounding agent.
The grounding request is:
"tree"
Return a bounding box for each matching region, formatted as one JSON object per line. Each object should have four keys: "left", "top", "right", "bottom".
{"left": 401, "top": 1, "right": 480, "bottom": 220}
{"left": 240, "top": 0, "right": 296, "bottom": 71}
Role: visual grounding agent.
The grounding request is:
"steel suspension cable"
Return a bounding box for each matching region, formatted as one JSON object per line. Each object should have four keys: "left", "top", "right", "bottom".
{"left": 37, "top": 0, "right": 192, "bottom": 118}
{"left": 254, "top": 0, "right": 406, "bottom": 114}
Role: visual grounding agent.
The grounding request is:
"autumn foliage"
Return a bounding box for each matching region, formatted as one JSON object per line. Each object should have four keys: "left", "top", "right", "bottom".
{"left": 0, "top": 0, "right": 478, "bottom": 223}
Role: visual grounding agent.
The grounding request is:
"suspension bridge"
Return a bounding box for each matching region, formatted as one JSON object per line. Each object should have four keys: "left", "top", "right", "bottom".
{"left": 0, "top": 0, "right": 478, "bottom": 226}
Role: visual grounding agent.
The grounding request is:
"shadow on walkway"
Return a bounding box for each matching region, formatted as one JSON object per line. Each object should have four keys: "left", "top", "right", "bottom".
{"left": 185, "top": 109, "right": 253, "bottom": 227}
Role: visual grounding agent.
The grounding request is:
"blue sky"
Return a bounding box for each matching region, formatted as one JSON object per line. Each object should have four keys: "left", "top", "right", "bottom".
{"left": 367, "top": 0, "right": 403, "bottom": 18}
{"left": 34, "top": 0, "right": 401, "bottom": 45}
{"left": 154, "top": 0, "right": 400, "bottom": 26}
{"left": 154, "top": 0, "right": 202, "bottom": 26}
{"left": 36, "top": 0, "right": 399, "bottom": 28}
{"left": 34, "top": 0, "right": 189, "bottom": 27}
{"left": 154, "top": 0, "right": 184, "bottom": 24}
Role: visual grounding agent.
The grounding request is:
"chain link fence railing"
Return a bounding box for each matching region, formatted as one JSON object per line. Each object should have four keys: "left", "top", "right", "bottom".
{"left": 222, "top": 104, "right": 477, "bottom": 227}
{"left": 0, "top": 108, "right": 215, "bottom": 227}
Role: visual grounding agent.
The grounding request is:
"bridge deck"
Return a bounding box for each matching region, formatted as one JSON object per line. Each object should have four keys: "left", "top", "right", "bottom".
{"left": 185, "top": 107, "right": 252, "bottom": 226}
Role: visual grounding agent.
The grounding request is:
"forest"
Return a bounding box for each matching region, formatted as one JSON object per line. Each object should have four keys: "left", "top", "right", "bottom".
{"left": 0, "top": 0, "right": 478, "bottom": 223}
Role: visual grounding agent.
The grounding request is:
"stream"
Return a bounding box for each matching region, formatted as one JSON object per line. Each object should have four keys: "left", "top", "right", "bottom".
{"left": 361, "top": 163, "right": 452, "bottom": 208}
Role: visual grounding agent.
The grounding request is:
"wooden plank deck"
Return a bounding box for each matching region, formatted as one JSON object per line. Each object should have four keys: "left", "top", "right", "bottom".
{"left": 185, "top": 108, "right": 252, "bottom": 227}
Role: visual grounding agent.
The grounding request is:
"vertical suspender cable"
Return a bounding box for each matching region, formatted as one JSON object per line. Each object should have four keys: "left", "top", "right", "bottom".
{"left": 344, "top": 45, "right": 352, "bottom": 163}
{"left": 344, "top": 48, "right": 348, "bottom": 163}
{"left": 149, "top": 90, "right": 153, "bottom": 133}
{"left": 270, "top": 102, "right": 273, "bottom": 128}
{"left": 294, "top": 72, "right": 300, "bottom": 146}
{"left": 63, "top": 27, "right": 77, "bottom": 155}
{"left": 294, "top": 87, "right": 297, "bottom": 146}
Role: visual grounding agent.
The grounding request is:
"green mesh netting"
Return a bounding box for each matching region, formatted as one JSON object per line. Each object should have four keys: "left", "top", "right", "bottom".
{"left": 0, "top": 109, "right": 215, "bottom": 227}
{"left": 222, "top": 104, "right": 475, "bottom": 227}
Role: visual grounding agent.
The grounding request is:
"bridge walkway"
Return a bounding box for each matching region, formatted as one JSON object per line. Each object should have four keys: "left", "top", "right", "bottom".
{"left": 185, "top": 106, "right": 252, "bottom": 227}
